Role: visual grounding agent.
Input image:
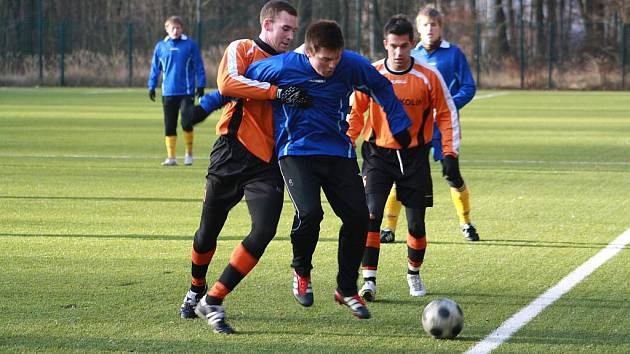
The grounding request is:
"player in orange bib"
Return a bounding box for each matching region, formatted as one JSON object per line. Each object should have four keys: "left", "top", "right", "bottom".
{"left": 347, "top": 14, "right": 459, "bottom": 301}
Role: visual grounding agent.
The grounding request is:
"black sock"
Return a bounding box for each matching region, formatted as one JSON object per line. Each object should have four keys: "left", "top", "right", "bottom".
{"left": 191, "top": 284, "right": 206, "bottom": 294}
{"left": 364, "top": 276, "right": 376, "bottom": 284}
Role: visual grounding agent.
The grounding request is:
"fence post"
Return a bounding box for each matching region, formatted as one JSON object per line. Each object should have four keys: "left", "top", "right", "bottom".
{"left": 519, "top": 0, "right": 525, "bottom": 89}
{"left": 59, "top": 21, "right": 64, "bottom": 86}
{"left": 128, "top": 22, "right": 133, "bottom": 87}
{"left": 475, "top": 22, "right": 481, "bottom": 88}
{"left": 355, "top": 0, "right": 362, "bottom": 53}
{"left": 38, "top": 0, "right": 43, "bottom": 85}
{"left": 622, "top": 23, "right": 627, "bottom": 90}
{"left": 547, "top": 21, "right": 554, "bottom": 89}
{"left": 196, "top": 21, "right": 202, "bottom": 48}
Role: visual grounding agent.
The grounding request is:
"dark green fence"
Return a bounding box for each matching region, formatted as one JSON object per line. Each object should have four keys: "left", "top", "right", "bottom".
{"left": 1, "top": 18, "right": 628, "bottom": 90}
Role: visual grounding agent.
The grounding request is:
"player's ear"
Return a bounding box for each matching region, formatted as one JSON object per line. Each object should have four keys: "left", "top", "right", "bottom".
{"left": 382, "top": 39, "right": 388, "bottom": 50}
{"left": 262, "top": 18, "right": 273, "bottom": 32}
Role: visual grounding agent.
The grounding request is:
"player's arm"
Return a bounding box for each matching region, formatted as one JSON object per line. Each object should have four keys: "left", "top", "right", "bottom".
{"left": 429, "top": 69, "right": 460, "bottom": 158}
{"left": 244, "top": 55, "right": 312, "bottom": 108}
{"left": 452, "top": 48, "right": 476, "bottom": 110}
{"left": 147, "top": 44, "right": 162, "bottom": 101}
{"left": 193, "top": 42, "right": 206, "bottom": 97}
{"left": 217, "top": 40, "right": 278, "bottom": 100}
{"left": 346, "top": 91, "right": 370, "bottom": 145}
{"left": 193, "top": 90, "right": 234, "bottom": 125}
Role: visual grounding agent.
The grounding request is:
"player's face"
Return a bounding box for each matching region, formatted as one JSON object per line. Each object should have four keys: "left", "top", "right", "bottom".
{"left": 165, "top": 22, "right": 183, "bottom": 40}
{"left": 264, "top": 11, "right": 298, "bottom": 53}
{"left": 306, "top": 47, "right": 342, "bottom": 77}
{"left": 383, "top": 33, "right": 415, "bottom": 71}
{"left": 417, "top": 15, "right": 442, "bottom": 47}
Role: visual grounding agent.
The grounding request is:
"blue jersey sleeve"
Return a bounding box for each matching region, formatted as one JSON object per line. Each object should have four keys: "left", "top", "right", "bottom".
{"left": 452, "top": 48, "right": 476, "bottom": 109}
{"left": 147, "top": 43, "right": 161, "bottom": 90}
{"left": 199, "top": 90, "right": 233, "bottom": 113}
{"left": 351, "top": 53, "right": 411, "bottom": 135}
{"left": 244, "top": 55, "right": 283, "bottom": 84}
{"left": 192, "top": 42, "right": 206, "bottom": 88}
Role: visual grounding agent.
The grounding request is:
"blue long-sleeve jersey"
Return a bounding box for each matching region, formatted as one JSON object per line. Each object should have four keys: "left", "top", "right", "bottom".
{"left": 244, "top": 48, "right": 411, "bottom": 159}
{"left": 199, "top": 90, "right": 233, "bottom": 114}
{"left": 147, "top": 34, "right": 206, "bottom": 96}
{"left": 412, "top": 40, "right": 475, "bottom": 110}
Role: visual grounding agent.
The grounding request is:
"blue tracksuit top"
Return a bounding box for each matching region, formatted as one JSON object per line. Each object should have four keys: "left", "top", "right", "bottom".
{"left": 147, "top": 34, "right": 206, "bottom": 96}
{"left": 244, "top": 48, "right": 412, "bottom": 159}
{"left": 413, "top": 40, "right": 476, "bottom": 160}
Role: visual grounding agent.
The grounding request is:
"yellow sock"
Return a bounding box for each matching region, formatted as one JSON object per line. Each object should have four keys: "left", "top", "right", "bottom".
{"left": 383, "top": 186, "right": 403, "bottom": 231}
{"left": 183, "top": 130, "right": 193, "bottom": 156}
{"left": 450, "top": 185, "right": 471, "bottom": 224}
{"left": 165, "top": 136, "right": 177, "bottom": 159}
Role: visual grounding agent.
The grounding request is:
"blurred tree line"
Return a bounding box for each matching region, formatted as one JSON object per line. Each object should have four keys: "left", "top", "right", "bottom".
{"left": 1, "top": 0, "right": 629, "bottom": 88}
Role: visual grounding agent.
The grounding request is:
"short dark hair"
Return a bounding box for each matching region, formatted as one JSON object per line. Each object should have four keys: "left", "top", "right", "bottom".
{"left": 305, "top": 20, "right": 344, "bottom": 53}
{"left": 383, "top": 14, "right": 414, "bottom": 41}
{"left": 260, "top": 1, "right": 298, "bottom": 25}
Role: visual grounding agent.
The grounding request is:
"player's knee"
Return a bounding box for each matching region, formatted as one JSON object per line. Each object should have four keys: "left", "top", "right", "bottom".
{"left": 443, "top": 172, "right": 464, "bottom": 189}
{"left": 407, "top": 222, "right": 426, "bottom": 237}
{"left": 249, "top": 222, "right": 277, "bottom": 246}
{"left": 297, "top": 208, "right": 324, "bottom": 230}
{"left": 241, "top": 237, "right": 269, "bottom": 260}
{"left": 193, "top": 229, "right": 217, "bottom": 253}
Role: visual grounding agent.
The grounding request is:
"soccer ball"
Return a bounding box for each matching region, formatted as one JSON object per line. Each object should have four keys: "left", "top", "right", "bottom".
{"left": 421, "top": 298, "right": 464, "bottom": 339}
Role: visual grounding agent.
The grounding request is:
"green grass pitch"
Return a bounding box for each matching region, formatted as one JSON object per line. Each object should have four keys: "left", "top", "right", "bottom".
{"left": 1, "top": 87, "right": 629, "bottom": 353}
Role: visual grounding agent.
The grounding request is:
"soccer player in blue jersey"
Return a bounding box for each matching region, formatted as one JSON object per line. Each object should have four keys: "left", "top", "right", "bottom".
{"left": 148, "top": 16, "right": 206, "bottom": 166}
{"left": 380, "top": 6, "right": 480, "bottom": 242}
{"left": 238, "top": 20, "right": 412, "bottom": 319}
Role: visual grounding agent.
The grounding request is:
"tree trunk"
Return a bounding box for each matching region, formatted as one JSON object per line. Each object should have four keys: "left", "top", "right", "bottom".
{"left": 495, "top": 0, "right": 510, "bottom": 57}
{"left": 296, "top": 0, "right": 312, "bottom": 48}
{"left": 535, "top": 0, "right": 545, "bottom": 60}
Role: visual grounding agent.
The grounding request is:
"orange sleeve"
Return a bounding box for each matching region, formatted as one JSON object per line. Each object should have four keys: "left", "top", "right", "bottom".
{"left": 347, "top": 91, "right": 371, "bottom": 144}
{"left": 217, "top": 39, "right": 278, "bottom": 101}
{"left": 430, "top": 70, "right": 460, "bottom": 158}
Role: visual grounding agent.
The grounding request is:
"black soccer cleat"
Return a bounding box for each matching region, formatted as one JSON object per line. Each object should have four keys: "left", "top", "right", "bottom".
{"left": 461, "top": 223, "right": 480, "bottom": 241}
{"left": 194, "top": 297, "right": 236, "bottom": 334}
{"left": 334, "top": 291, "right": 371, "bottom": 319}
{"left": 179, "top": 285, "right": 207, "bottom": 319}
{"left": 380, "top": 229, "right": 395, "bottom": 243}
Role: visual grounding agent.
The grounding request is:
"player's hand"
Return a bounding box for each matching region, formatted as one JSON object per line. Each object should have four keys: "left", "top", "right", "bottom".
{"left": 196, "top": 87, "right": 205, "bottom": 99}
{"left": 148, "top": 89, "right": 156, "bottom": 102}
{"left": 393, "top": 129, "right": 411, "bottom": 149}
{"left": 442, "top": 155, "right": 459, "bottom": 178}
{"left": 277, "top": 86, "right": 313, "bottom": 108}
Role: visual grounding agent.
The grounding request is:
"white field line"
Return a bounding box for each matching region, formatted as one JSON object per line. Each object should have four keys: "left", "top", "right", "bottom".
{"left": 463, "top": 228, "right": 630, "bottom": 354}
{"left": 465, "top": 159, "right": 630, "bottom": 166}
{"left": 472, "top": 92, "right": 509, "bottom": 100}
{"left": 2, "top": 153, "right": 629, "bottom": 166}
{"left": 0, "top": 153, "right": 159, "bottom": 160}
{"left": 82, "top": 89, "right": 137, "bottom": 95}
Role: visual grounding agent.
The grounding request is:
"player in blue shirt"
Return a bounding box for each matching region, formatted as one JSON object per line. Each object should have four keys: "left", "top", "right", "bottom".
{"left": 148, "top": 16, "right": 206, "bottom": 166}
{"left": 240, "top": 20, "right": 412, "bottom": 319}
{"left": 381, "top": 6, "right": 480, "bottom": 242}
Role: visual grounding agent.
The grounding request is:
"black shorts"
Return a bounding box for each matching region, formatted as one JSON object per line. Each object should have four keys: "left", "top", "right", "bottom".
{"left": 204, "top": 135, "right": 283, "bottom": 210}
{"left": 361, "top": 142, "right": 433, "bottom": 209}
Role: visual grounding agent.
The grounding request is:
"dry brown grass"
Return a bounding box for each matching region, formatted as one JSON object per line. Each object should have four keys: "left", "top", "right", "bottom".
{"left": 0, "top": 48, "right": 627, "bottom": 90}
